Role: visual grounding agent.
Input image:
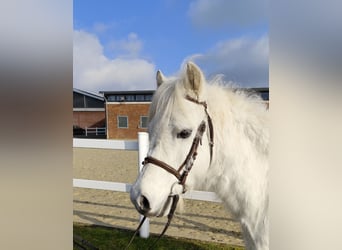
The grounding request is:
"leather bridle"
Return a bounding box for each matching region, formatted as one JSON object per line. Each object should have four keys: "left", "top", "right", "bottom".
{"left": 125, "top": 95, "right": 214, "bottom": 249}
{"left": 143, "top": 94, "right": 214, "bottom": 193}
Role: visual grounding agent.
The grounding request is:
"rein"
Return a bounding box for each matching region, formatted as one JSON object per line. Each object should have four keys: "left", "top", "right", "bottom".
{"left": 126, "top": 95, "right": 214, "bottom": 249}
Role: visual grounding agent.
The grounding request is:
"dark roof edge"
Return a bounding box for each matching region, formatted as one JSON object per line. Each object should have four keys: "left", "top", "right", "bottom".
{"left": 237, "top": 87, "right": 269, "bottom": 91}
{"left": 100, "top": 88, "right": 268, "bottom": 95}
{"left": 100, "top": 90, "right": 155, "bottom": 95}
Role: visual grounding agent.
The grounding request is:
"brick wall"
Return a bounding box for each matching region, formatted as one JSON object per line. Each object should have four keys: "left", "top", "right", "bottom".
{"left": 73, "top": 111, "right": 105, "bottom": 128}
{"left": 107, "top": 103, "right": 150, "bottom": 139}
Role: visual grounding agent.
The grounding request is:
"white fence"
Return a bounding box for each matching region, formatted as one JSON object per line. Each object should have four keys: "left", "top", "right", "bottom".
{"left": 73, "top": 138, "right": 138, "bottom": 150}
{"left": 73, "top": 178, "right": 221, "bottom": 202}
{"left": 73, "top": 133, "right": 221, "bottom": 238}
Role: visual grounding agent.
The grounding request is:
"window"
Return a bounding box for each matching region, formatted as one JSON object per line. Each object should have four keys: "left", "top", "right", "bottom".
{"left": 126, "top": 95, "right": 135, "bottom": 101}
{"left": 117, "top": 116, "right": 128, "bottom": 128}
{"left": 140, "top": 116, "right": 148, "bottom": 128}
{"left": 108, "top": 95, "right": 124, "bottom": 102}
{"left": 135, "top": 94, "right": 145, "bottom": 101}
{"left": 144, "top": 94, "right": 153, "bottom": 101}
{"left": 73, "top": 92, "right": 85, "bottom": 108}
{"left": 85, "top": 97, "right": 104, "bottom": 108}
{"left": 107, "top": 95, "right": 116, "bottom": 102}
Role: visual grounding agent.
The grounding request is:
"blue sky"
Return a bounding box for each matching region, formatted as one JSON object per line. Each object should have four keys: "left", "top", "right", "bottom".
{"left": 74, "top": 0, "right": 268, "bottom": 93}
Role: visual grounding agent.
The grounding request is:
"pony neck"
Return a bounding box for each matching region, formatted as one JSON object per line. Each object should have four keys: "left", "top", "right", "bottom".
{"left": 204, "top": 84, "right": 269, "bottom": 250}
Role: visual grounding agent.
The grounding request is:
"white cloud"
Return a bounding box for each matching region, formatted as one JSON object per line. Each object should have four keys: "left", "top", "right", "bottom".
{"left": 188, "top": 0, "right": 268, "bottom": 29}
{"left": 107, "top": 32, "right": 143, "bottom": 58}
{"left": 73, "top": 30, "right": 156, "bottom": 93}
{"left": 92, "top": 22, "right": 113, "bottom": 33}
{"left": 186, "top": 35, "right": 268, "bottom": 87}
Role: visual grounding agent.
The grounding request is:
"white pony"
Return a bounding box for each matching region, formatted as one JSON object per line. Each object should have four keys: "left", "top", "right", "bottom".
{"left": 130, "top": 62, "right": 269, "bottom": 250}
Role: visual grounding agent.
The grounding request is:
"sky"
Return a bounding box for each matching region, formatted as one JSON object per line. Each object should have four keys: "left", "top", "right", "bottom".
{"left": 74, "top": 0, "right": 268, "bottom": 94}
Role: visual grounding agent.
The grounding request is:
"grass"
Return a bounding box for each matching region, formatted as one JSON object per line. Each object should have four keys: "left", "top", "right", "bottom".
{"left": 73, "top": 223, "right": 244, "bottom": 250}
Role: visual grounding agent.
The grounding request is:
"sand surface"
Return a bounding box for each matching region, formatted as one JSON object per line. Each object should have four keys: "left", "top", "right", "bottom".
{"left": 73, "top": 148, "right": 244, "bottom": 247}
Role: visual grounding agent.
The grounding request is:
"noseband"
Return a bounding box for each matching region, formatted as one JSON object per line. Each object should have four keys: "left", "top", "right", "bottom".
{"left": 142, "top": 94, "right": 214, "bottom": 193}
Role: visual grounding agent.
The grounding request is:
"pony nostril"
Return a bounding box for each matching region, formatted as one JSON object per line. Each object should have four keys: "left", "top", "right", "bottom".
{"left": 139, "top": 195, "right": 150, "bottom": 211}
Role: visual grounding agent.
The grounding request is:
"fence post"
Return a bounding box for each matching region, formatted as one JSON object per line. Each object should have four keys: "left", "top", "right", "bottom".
{"left": 95, "top": 127, "right": 98, "bottom": 135}
{"left": 138, "top": 132, "right": 150, "bottom": 238}
{"left": 85, "top": 127, "right": 87, "bottom": 136}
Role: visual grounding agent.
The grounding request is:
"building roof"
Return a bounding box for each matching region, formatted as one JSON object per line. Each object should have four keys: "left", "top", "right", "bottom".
{"left": 73, "top": 88, "right": 104, "bottom": 101}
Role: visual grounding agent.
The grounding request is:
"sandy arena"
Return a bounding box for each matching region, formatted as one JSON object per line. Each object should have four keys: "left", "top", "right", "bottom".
{"left": 73, "top": 147, "right": 245, "bottom": 247}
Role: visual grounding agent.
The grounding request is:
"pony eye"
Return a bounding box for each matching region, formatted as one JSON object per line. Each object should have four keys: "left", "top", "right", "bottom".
{"left": 177, "top": 129, "right": 192, "bottom": 139}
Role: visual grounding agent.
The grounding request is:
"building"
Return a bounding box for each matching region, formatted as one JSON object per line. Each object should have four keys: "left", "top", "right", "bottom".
{"left": 246, "top": 87, "right": 269, "bottom": 108}
{"left": 101, "top": 90, "right": 153, "bottom": 140}
{"left": 251, "top": 87, "right": 269, "bottom": 102}
{"left": 101, "top": 88, "right": 269, "bottom": 140}
{"left": 73, "top": 88, "right": 106, "bottom": 137}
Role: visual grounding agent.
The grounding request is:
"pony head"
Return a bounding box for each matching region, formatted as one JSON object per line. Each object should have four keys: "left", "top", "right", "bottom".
{"left": 130, "top": 62, "right": 213, "bottom": 217}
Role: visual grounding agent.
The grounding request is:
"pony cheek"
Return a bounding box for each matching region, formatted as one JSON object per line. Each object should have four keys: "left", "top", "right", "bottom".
{"left": 187, "top": 156, "right": 210, "bottom": 189}
{"left": 183, "top": 176, "right": 196, "bottom": 191}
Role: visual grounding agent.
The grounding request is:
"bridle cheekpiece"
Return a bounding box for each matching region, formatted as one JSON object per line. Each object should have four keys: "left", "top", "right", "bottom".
{"left": 143, "top": 94, "right": 214, "bottom": 193}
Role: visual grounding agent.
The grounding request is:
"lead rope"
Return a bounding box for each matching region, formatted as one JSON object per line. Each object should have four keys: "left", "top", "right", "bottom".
{"left": 147, "top": 195, "right": 179, "bottom": 250}
{"left": 125, "top": 195, "right": 179, "bottom": 250}
{"left": 124, "top": 216, "right": 147, "bottom": 250}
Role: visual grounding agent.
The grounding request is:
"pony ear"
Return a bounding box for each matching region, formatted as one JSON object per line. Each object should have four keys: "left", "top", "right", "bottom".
{"left": 184, "top": 62, "right": 204, "bottom": 96}
{"left": 156, "top": 70, "right": 166, "bottom": 87}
